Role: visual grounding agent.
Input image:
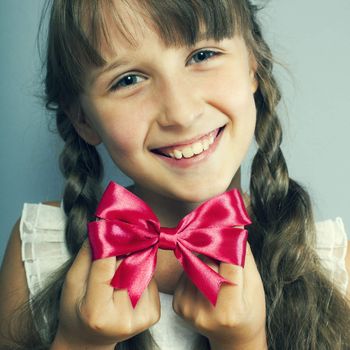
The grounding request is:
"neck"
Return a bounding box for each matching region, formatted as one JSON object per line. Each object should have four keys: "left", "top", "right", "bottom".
{"left": 129, "top": 170, "right": 242, "bottom": 227}
{"left": 127, "top": 170, "right": 243, "bottom": 294}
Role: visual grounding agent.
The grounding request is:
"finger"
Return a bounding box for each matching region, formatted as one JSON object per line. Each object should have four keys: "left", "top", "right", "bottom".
{"left": 218, "top": 263, "right": 244, "bottom": 299}
{"left": 112, "top": 276, "right": 160, "bottom": 320}
{"left": 173, "top": 272, "right": 187, "bottom": 305}
{"left": 112, "top": 270, "right": 159, "bottom": 305}
{"left": 217, "top": 243, "right": 259, "bottom": 305}
{"left": 174, "top": 257, "right": 216, "bottom": 310}
{"left": 64, "top": 240, "right": 92, "bottom": 296}
{"left": 143, "top": 277, "right": 160, "bottom": 308}
{"left": 213, "top": 245, "right": 247, "bottom": 308}
{"left": 173, "top": 272, "right": 200, "bottom": 317}
{"left": 219, "top": 240, "right": 255, "bottom": 287}
{"left": 136, "top": 277, "right": 161, "bottom": 326}
{"left": 84, "top": 253, "right": 119, "bottom": 309}
{"left": 243, "top": 241, "right": 255, "bottom": 268}
{"left": 242, "top": 243, "right": 261, "bottom": 288}
{"left": 107, "top": 276, "right": 160, "bottom": 340}
{"left": 198, "top": 255, "right": 219, "bottom": 273}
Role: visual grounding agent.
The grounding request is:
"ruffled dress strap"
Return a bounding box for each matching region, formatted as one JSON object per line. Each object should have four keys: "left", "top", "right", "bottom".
{"left": 20, "top": 203, "right": 71, "bottom": 298}
{"left": 314, "top": 217, "right": 348, "bottom": 295}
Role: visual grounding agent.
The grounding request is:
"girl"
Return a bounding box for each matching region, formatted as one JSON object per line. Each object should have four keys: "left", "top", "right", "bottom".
{"left": 1, "top": 0, "right": 349, "bottom": 349}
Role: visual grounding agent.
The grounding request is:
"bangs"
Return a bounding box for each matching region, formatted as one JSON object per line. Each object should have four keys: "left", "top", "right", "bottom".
{"left": 131, "top": 0, "right": 240, "bottom": 46}
{"left": 47, "top": 0, "right": 250, "bottom": 99}
{"left": 72, "top": 0, "right": 247, "bottom": 66}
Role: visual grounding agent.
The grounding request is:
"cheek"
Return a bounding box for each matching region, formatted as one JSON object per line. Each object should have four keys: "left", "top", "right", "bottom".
{"left": 207, "top": 68, "right": 257, "bottom": 125}
{"left": 104, "top": 122, "right": 152, "bottom": 163}
{"left": 104, "top": 125, "right": 135, "bottom": 154}
{"left": 88, "top": 102, "right": 148, "bottom": 157}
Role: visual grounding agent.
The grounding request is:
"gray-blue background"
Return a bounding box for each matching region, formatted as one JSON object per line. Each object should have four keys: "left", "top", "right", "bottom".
{"left": 1, "top": 0, "right": 349, "bottom": 262}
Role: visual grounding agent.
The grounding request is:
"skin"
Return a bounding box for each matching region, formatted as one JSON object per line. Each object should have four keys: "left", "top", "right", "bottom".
{"left": 58, "top": 3, "right": 267, "bottom": 349}
{"left": 78, "top": 36, "right": 257, "bottom": 212}
{"left": 0, "top": 3, "right": 349, "bottom": 350}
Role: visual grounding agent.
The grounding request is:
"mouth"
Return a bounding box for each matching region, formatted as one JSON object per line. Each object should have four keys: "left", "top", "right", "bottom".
{"left": 151, "top": 126, "right": 226, "bottom": 160}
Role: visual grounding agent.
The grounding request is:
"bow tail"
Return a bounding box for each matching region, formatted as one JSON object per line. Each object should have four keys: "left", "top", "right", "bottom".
{"left": 110, "top": 245, "right": 158, "bottom": 308}
{"left": 175, "top": 244, "right": 234, "bottom": 306}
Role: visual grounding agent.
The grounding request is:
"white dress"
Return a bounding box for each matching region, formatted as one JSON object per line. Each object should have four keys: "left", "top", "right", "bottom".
{"left": 20, "top": 203, "right": 349, "bottom": 349}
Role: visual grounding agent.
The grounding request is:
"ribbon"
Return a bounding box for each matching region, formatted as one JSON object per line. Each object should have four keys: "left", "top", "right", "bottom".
{"left": 88, "top": 181, "right": 251, "bottom": 308}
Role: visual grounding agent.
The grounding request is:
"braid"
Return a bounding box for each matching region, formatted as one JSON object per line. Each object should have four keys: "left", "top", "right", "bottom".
{"left": 56, "top": 110, "right": 158, "bottom": 350}
{"left": 56, "top": 109, "right": 103, "bottom": 255}
{"left": 247, "top": 9, "right": 350, "bottom": 349}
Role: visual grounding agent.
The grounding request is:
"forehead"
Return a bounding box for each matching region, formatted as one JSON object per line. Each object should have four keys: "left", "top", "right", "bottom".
{"left": 82, "top": 0, "right": 241, "bottom": 64}
{"left": 97, "top": 1, "right": 156, "bottom": 60}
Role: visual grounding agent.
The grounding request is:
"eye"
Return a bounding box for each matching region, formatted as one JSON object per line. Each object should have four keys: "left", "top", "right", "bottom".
{"left": 187, "top": 49, "right": 220, "bottom": 65}
{"left": 110, "top": 74, "right": 146, "bottom": 91}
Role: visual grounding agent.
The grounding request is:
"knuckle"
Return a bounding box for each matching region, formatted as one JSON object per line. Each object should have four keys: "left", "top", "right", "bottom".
{"left": 117, "top": 319, "right": 134, "bottom": 337}
{"left": 150, "top": 308, "right": 161, "bottom": 325}
{"left": 220, "top": 315, "right": 240, "bottom": 328}
{"left": 78, "top": 304, "right": 109, "bottom": 333}
{"left": 193, "top": 311, "right": 206, "bottom": 330}
{"left": 93, "top": 258, "right": 115, "bottom": 277}
{"left": 222, "top": 266, "right": 239, "bottom": 281}
{"left": 139, "top": 309, "right": 161, "bottom": 329}
{"left": 175, "top": 302, "right": 189, "bottom": 318}
{"left": 84, "top": 315, "right": 107, "bottom": 332}
{"left": 218, "top": 309, "right": 245, "bottom": 328}
{"left": 193, "top": 311, "right": 220, "bottom": 334}
{"left": 172, "top": 299, "right": 180, "bottom": 315}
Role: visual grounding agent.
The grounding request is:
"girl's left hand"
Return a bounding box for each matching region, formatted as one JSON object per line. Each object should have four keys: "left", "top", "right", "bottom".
{"left": 172, "top": 243, "right": 267, "bottom": 350}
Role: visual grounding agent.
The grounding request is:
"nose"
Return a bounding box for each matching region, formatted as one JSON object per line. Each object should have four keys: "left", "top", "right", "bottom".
{"left": 156, "top": 75, "right": 204, "bottom": 128}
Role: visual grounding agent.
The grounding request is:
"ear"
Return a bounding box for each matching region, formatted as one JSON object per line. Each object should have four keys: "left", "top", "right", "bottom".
{"left": 66, "top": 103, "right": 102, "bottom": 146}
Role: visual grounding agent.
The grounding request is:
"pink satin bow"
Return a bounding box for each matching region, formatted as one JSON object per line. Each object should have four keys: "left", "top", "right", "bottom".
{"left": 88, "top": 181, "right": 251, "bottom": 308}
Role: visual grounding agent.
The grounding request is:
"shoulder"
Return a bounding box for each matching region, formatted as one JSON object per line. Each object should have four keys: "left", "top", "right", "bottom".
{"left": 0, "top": 218, "right": 29, "bottom": 305}
{"left": 0, "top": 219, "right": 29, "bottom": 345}
{"left": 43, "top": 200, "right": 61, "bottom": 207}
{"left": 1, "top": 200, "right": 63, "bottom": 301}
{"left": 0, "top": 219, "right": 27, "bottom": 298}
{"left": 0, "top": 201, "right": 64, "bottom": 345}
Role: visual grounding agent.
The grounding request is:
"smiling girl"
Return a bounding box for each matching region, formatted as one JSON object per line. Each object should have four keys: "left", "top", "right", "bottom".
{"left": 0, "top": 1, "right": 349, "bottom": 349}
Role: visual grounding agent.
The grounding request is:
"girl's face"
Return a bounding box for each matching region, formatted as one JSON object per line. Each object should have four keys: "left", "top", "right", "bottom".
{"left": 78, "top": 6, "right": 258, "bottom": 204}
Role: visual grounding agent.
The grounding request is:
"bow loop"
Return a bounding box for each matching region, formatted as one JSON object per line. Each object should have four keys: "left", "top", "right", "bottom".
{"left": 88, "top": 181, "right": 251, "bottom": 308}
{"left": 176, "top": 189, "right": 251, "bottom": 232}
{"left": 95, "top": 182, "right": 160, "bottom": 230}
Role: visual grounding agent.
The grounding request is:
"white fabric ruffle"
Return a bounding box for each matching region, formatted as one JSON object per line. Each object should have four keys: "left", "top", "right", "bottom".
{"left": 20, "top": 203, "right": 70, "bottom": 297}
{"left": 315, "top": 217, "right": 348, "bottom": 295}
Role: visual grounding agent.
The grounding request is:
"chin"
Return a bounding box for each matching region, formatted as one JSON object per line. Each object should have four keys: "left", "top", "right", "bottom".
{"left": 164, "top": 179, "right": 234, "bottom": 204}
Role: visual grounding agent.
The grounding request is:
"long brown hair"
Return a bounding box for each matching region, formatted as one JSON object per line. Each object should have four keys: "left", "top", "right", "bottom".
{"left": 13, "top": 0, "right": 350, "bottom": 349}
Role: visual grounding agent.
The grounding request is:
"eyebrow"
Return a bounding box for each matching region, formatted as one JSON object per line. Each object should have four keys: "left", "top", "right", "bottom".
{"left": 90, "top": 57, "right": 131, "bottom": 85}
{"left": 90, "top": 33, "right": 221, "bottom": 84}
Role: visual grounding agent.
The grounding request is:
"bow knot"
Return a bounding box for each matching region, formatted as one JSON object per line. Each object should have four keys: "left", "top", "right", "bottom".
{"left": 159, "top": 228, "right": 177, "bottom": 250}
{"left": 88, "top": 181, "right": 251, "bottom": 308}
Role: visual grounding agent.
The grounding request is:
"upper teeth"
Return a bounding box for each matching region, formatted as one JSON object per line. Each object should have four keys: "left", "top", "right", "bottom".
{"left": 167, "top": 134, "right": 215, "bottom": 159}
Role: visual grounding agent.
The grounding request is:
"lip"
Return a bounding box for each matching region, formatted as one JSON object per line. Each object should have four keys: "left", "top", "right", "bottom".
{"left": 151, "top": 126, "right": 226, "bottom": 169}
{"left": 150, "top": 126, "right": 224, "bottom": 152}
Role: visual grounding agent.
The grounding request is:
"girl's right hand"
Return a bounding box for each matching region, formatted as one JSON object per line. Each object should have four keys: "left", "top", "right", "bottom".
{"left": 51, "top": 241, "right": 160, "bottom": 350}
